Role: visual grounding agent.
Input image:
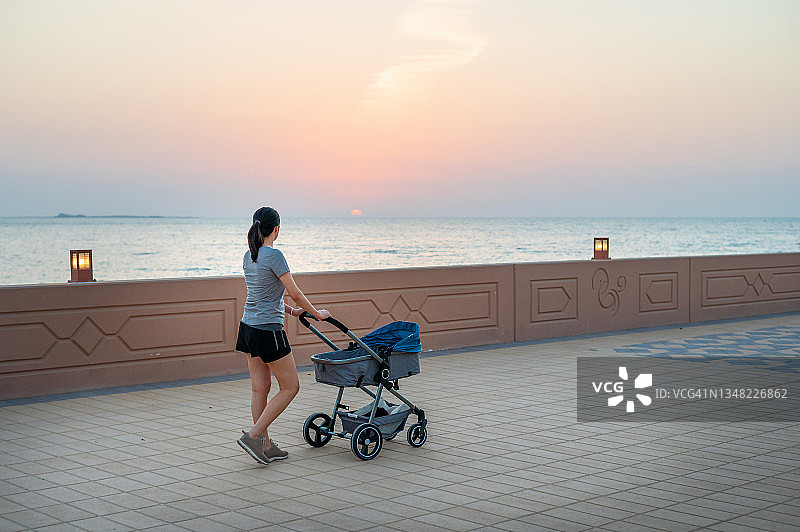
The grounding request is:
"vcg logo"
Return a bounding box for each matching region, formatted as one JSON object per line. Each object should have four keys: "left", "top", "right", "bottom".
{"left": 592, "top": 366, "right": 653, "bottom": 413}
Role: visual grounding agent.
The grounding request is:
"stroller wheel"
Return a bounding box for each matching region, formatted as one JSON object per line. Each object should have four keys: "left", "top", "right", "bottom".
{"left": 350, "top": 423, "right": 383, "bottom": 460}
{"left": 303, "top": 413, "right": 333, "bottom": 448}
{"left": 407, "top": 423, "right": 427, "bottom": 447}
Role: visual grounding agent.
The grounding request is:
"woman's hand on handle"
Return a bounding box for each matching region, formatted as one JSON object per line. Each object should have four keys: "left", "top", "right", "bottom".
{"left": 314, "top": 309, "right": 331, "bottom": 320}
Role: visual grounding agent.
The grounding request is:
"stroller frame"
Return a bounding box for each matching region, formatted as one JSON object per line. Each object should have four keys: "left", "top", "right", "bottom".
{"left": 299, "top": 313, "right": 427, "bottom": 460}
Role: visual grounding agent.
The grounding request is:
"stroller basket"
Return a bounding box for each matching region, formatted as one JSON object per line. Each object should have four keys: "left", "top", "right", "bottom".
{"left": 339, "top": 400, "right": 412, "bottom": 436}
{"left": 312, "top": 347, "right": 420, "bottom": 387}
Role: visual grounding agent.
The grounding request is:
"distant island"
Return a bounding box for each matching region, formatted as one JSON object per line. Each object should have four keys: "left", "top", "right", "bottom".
{"left": 56, "top": 213, "right": 168, "bottom": 218}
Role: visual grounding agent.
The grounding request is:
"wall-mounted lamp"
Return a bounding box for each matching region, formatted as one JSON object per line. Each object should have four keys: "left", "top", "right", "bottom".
{"left": 593, "top": 238, "right": 609, "bottom": 260}
{"left": 69, "top": 249, "right": 96, "bottom": 282}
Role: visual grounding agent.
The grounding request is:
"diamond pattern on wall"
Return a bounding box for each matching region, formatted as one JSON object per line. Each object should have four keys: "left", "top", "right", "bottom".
{"left": 389, "top": 297, "right": 413, "bottom": 322}
{"left": 750, "top": 274, "right": 767, "bottom": 296}
{"left": 702, "top": 266, "right": 800, "bottom": 308}
{"left": 71, "top": 318, "right": 105, "bottom": 356}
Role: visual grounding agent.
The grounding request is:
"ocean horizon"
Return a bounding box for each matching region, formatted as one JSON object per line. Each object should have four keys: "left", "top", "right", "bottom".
{"left": 2, "top": 216, "right": 799, "bottom": 286}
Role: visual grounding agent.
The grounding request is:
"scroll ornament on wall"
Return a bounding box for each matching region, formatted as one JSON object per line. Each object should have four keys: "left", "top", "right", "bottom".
{"left": 593, "top": 268, "right": 627, "bottom": 316}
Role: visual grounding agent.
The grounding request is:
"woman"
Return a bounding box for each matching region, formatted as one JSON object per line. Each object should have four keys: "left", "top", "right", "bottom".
{"left": 235, "top": 206, "right": 331, "bottom": 464}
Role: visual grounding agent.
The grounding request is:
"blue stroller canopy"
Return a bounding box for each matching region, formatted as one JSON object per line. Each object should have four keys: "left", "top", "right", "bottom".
{"left": 359, "top": 321, "right": 422, "bottom": 353}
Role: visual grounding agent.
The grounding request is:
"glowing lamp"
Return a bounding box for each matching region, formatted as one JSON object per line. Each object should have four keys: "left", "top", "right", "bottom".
{"left": 593, "top": 238, "right": 609, "bottom": 260}
{"left": 69, "top": 249, "right": 96, "bottom": 282}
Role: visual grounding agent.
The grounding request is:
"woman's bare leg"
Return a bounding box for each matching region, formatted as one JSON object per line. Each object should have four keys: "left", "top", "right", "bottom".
{"left": 247, "top": 356, "right": 271, "bottom": 427}
{"left": 248, "top": 354, "right": 299, "bottom": 444}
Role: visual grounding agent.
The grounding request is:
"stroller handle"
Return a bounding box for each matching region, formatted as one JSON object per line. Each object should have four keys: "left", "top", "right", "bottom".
{"left": 298, "top": 311, "right": 349, "bottom": 334}
{"left": 298, "top": 311, "right": 391, "bottom": 369}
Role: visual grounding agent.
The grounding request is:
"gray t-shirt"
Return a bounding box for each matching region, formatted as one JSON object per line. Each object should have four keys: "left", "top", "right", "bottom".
{"left": 242, "top": 246, "right": 290, "bottom": 328}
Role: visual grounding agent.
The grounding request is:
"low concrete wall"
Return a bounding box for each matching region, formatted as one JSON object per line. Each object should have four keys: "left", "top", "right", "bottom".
{"left": 0, "top": 278, "right": 247, "bottom": 400}
{"left": 1, "top": 253, "right": 799, "bottom": 399}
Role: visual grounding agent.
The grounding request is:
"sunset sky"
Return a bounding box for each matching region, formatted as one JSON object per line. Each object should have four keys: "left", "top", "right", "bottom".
{"left": 1, "top": 1, "right": 798, "bottom": 217}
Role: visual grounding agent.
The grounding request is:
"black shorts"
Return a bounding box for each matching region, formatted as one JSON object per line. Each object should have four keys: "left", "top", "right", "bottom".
{"left": 235, "top": 322, "right": 292, "bottom": 364}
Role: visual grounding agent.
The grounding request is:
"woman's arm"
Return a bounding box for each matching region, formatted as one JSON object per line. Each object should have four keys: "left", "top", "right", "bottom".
{"left": 283, "top": 301, "right": 301, "bottom": 317}
{"left": 279, "top": 272, "right": 331, "bottom": 320}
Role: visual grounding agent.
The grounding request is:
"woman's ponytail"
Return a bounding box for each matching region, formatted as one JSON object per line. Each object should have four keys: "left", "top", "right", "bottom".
{"left": 248, "top": 220, "right": 264, "bottom": 261}
{"left": 247, "top": 207, "right": 281, "bottom": 262}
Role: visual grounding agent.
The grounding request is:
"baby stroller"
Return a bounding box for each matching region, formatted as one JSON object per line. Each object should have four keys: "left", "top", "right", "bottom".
{"left": 298, "top": 313, "right": 427, "bottom": 460}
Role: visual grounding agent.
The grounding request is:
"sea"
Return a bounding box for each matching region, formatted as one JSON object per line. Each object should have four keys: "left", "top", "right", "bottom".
{"left": 1, "top": 217, "right": 799, "bottom": 286}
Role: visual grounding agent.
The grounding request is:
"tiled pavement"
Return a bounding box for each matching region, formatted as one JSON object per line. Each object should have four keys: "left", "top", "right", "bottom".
{"left": 1, "top": 313, "right": 798, "bottom": 531}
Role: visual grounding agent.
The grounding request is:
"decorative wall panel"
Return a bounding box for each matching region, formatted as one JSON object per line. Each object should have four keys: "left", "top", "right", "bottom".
{"left": 639, "top": 273, "right": 679, "bottom": 313}
{"left": 516, "top": 259, "right": 690, "bottom": 341}
{"left": 530, "top": 279, "right": 578, "bottom": 323}
{"left": 691, "top": 254, "right": 800, "bottom": 321}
